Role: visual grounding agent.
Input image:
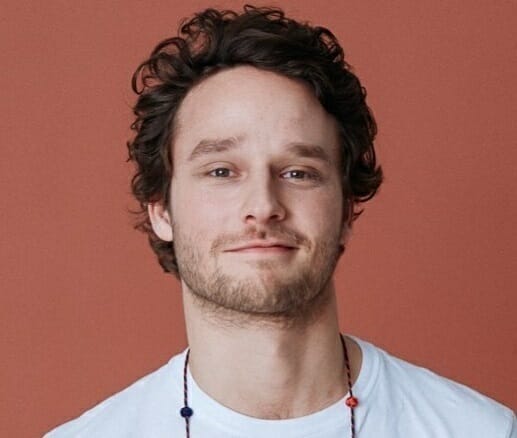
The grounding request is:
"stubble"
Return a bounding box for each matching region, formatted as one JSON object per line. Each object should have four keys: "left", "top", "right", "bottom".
{"left": 174, "top": 223, "right": 344, "bottom": 329}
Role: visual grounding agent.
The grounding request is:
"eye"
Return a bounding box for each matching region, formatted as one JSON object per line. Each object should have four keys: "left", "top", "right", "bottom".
{"left": 208, "top": 167, "right": 234, "bottom": 178}
{"left": 281, "top": 169, "right": 320, "bottom": 181}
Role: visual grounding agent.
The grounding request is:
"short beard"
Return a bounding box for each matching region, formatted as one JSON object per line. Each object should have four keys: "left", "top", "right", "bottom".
{"left": 174, "top": 225, "right": 344, "bottom": 329}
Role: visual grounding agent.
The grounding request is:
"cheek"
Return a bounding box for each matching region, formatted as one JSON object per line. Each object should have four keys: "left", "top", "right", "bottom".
{"left": 296, "top": 190, "right": 343, "bottom": 230}
{"left": 171, "top": 181, "right": 233, "bottom": 236}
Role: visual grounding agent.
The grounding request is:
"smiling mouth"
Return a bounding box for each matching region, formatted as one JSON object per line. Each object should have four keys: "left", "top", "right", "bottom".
{"left": 226, "top": 245, "right": 297, "bottom": 254}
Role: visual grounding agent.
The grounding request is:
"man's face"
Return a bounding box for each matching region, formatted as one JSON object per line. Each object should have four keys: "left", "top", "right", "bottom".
{"left": 151, "top": 66, "right": 347, "bottom": 322}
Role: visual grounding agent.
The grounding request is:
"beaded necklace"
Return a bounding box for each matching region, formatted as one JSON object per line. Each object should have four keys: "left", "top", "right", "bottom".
{"left": 180, "top": 332, "right": 359, "bottom": 437}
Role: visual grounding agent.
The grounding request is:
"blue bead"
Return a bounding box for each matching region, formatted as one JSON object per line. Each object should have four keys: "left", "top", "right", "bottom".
{"left": 180, "top": 406, "right": 193, "bottom": 418}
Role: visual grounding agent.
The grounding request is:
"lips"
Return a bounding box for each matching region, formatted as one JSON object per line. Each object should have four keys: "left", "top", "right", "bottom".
{"left": 225, "top": 241, "right": 297, "bottom": 252}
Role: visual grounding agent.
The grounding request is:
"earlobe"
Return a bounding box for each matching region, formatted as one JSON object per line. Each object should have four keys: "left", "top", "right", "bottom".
{"left": 341, "top": 199, "right": 353, "bottom": 243}
{"left": 147, "top": 202, "right": 173, "bottom": 242}
{"left": 340, "top": 222, "right": 352, "bottom": 247}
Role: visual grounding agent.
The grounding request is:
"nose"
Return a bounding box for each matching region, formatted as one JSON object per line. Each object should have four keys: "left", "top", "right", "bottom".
{"left": 240, "top": 172, "right": 287, "bottom": 226}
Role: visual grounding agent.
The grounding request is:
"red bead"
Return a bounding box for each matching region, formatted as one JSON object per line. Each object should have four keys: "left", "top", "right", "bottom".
{"left": 345, "top": 396, "right": 359, "bottom": 407}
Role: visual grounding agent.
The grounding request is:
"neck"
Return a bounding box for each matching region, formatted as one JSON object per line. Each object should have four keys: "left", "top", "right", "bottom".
{"left": 182, "top": 282, "right": 362, "bottom": 419}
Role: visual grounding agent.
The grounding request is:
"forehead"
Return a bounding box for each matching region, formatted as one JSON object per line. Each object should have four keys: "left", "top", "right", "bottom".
{"left": 173, "top": 66, "right": 341, "bottom": 161}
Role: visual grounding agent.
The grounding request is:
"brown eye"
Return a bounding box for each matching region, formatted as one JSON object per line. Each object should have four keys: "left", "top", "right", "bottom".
{"left": 281, "top": 170, "right": 319, "bottom": 180}
{"left": 288, "top": 170, "right": 307, "bottom": 179}
{"left": 209, "top": 168, "right": 232, "bottom": 177}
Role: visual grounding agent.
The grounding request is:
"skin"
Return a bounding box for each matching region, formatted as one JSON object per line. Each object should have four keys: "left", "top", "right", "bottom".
{"left": 148, "top": 65, "right": 362, "bottom": 419}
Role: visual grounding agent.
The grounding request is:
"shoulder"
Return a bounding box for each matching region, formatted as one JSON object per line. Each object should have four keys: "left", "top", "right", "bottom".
{"left": 352, "top": 336, "right": 516, "bottom": 437}
{"left": 44, "top": 350, "right": 186, "bottom": 437}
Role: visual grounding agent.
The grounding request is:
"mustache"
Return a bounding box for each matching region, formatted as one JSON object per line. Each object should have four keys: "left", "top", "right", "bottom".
{"left": 210, "top": 225, "right": 311, "bottom": 254}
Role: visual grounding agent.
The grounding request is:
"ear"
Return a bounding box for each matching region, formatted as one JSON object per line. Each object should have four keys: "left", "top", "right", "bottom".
{"left": 340, "top": 221, "right": 352, "bottom": 247}
{"left": 147, "top": 202, "right": 173, "bottom": 242}
{"left": 339, "top": 199, "right": 353, "bottom": 247}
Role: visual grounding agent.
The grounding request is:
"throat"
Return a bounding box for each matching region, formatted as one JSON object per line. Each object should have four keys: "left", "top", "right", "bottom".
{"left": 186, "top": 334, "right": 361, "bottom": 421}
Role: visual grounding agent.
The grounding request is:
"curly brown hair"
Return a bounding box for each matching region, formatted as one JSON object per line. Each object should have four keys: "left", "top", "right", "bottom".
{"left": 127, "top": 4, "right": 383, "bottom": 279}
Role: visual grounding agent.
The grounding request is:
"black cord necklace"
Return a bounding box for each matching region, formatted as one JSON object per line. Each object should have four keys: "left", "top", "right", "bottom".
{"left": 180, "top": 332, "right": 359, "bottom": 437}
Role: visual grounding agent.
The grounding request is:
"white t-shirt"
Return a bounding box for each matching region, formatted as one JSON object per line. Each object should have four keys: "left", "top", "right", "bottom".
{"left": 45, "top": 334, "right": 516, "bottom": 437}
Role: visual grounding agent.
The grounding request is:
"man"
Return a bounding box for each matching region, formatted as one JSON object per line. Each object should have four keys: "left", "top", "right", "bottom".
{"left": 46, "top": 5, "right": 515, "bottom": 437}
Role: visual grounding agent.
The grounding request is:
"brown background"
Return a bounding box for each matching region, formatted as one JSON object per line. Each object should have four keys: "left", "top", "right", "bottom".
{"left": 1, "top": 1, "right": 516, "bottom": 436}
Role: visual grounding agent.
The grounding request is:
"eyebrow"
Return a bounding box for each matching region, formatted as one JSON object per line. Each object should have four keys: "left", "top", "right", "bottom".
{"left": 187, "top": 137, "right": 332, "bottom": 165}
{"left": 284, "top": 143, "right": 332, "bottom": 165}
{"left": 187, "top": 137, "right": 242, "bottom": 162}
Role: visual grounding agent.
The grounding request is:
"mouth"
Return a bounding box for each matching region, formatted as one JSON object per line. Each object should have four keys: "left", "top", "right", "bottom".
{"left": 227, "top": 245, "right": 296, "bottom": 253}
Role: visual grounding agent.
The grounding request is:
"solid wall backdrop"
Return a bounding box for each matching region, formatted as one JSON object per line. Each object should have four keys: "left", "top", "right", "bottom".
{"left": 1, "top": 1, "right": 516, "bottom": 437}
